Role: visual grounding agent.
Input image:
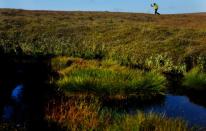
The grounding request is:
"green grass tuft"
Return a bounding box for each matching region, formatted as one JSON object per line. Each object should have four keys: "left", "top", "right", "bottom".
{"left": 183, "top": 66, "right": 206, "bottom": 90}
{"left": 57, "top": 66, "right": 166, "bottom": 96}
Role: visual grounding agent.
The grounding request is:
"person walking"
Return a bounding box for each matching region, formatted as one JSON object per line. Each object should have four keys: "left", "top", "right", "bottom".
{"left": 151, "top": 3, "right": 160, "bottom": 15}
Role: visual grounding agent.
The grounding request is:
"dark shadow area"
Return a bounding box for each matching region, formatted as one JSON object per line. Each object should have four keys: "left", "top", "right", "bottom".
{"left": 102, "top": 95, "right": 165, "bottom": 112}
{"left": 185, "top": 91, "right": 206, "bottom": 108}
{"left": 0, "top": 53, "right": 62, "bottom": 130}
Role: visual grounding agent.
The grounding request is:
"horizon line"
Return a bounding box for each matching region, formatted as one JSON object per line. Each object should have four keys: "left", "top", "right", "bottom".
{"left": 0, "top": 8, "right": 206, "bottom": 15}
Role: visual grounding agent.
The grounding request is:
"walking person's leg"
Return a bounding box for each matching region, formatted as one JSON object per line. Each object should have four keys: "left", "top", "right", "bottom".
{"left": 155, "top": 9, "right": 157, "bottom": 15}
{"left": 155, "top": 9, "right": 160, "bottom": 15}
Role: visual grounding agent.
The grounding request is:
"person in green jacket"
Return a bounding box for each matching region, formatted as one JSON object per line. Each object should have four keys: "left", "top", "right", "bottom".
{"left": 151, "top": 3, "right": 160, "bottom": 15}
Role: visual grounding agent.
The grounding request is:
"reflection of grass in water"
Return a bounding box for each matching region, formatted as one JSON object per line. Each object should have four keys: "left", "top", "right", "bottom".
{"left": 57, "top": 64, "right": 166, "bottom": 96}
{"left": 183, "top": 66, "right": 206, "bottom": 91}
{"left": 45, "top": 95, "right": 189, "bottom": 131}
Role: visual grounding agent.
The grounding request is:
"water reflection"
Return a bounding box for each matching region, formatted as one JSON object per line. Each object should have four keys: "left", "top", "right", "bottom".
{"left": 186, "top": 92, "right": 206, "bottom": 108}
{"left": 0, "top": 56, "right": 54, "bottom": 130}
{"left": 103, "top": 94, "right": 206, "bottom": 127}
{"left": 2, "top": 84, "right": 24, "bottom": 121}
{"left": 2, "top": 105, "right": 13, "bottom": 120}
{"left": 143, "top": 94, "right": 206, "bottom": 127}
{"left": 102, "top": 94, "right": 165, "bottom": 111}
{"left": 11, "top": 84, "right": 24, "bottom": 103}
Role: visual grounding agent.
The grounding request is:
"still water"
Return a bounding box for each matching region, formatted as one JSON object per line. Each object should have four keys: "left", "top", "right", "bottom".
{"left": 143, "top": 94, "right": 206, "bottom": 127}
{"left": 2, "top": 84, "right": 24, "bottom": 120}
{"left": 104, "top": 93, "right": 206, "bottom": 127}
{"left": 1, "top": 84, "right": 206, "bottom": 127}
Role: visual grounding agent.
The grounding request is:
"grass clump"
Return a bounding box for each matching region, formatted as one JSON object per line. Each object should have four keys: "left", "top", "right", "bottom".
{"left": 183, "top": 66, "right": 206, "bottom": 91}
{"left": 56, "top": 62, "right": 166, "bottom": 96}
{"left": 109, "top": 112, "right": 188, "bottom": 131}
{"left": 145, "top": 54, "right": 186, "bottom": 74}
{"left": 46, "top": 96, "right": 101, "bottom": 130}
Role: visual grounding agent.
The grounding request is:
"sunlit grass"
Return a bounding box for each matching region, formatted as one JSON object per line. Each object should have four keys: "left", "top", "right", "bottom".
{"left": 1, "top": 9, "right": 206, "bottom": 72}
{"left": 45, "top": 96, "right": 189, "bottom": 131}
{"left": 183, "top": 66, "right": 206, "bottom": 91}
{"left": 56, "top": 59, "right": 166, "bottom": 96}
{"left": 46, "top": 96, "right": 101, "bottom": 130}
{"left": 109, "top": 112, "right": 188, "bottom": 131}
